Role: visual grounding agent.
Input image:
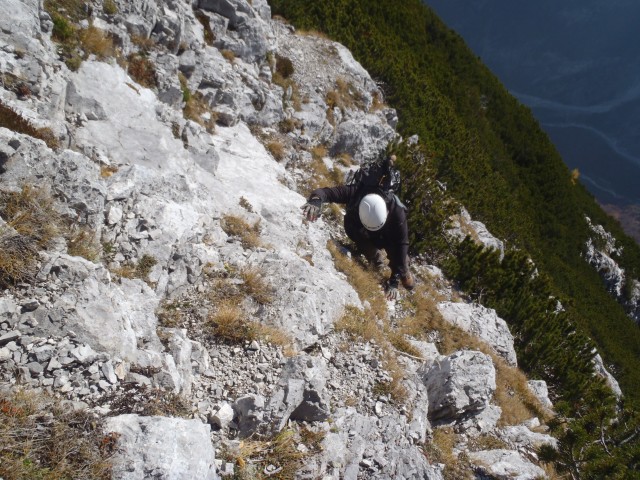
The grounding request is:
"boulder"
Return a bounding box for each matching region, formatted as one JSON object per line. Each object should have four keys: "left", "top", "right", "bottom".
{"left": 468, "top": 449, "right": 545, "bottom": 480}
{"left": 265, "top": 354, "right": 330, "bottom": 432}
{"left": 104, "top": 414, "right": 218, "bottom": 480}
{"left": 437, "top": 302, "right": 517, "bottom": 366}
{"left": 422, "top": 350, "right": 496, "bottom": 424}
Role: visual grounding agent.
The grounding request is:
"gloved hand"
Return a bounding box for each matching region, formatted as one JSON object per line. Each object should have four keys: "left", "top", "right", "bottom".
{"left": 302, "top": 197, "right": 322, "bottom": 222}
{"left": 385, "top": 277, "right": 399, "bottom": 301}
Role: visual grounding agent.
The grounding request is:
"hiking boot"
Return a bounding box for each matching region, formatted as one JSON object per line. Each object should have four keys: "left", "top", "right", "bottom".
{"left": 400, "top": 272, "right": 415, "bottom": 290}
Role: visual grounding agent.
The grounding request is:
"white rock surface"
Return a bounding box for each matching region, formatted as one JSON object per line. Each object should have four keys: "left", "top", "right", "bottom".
{"left": 438, "top": 301, "right": 517, "bottom": 366}
{"left": 104, "top": 414, "right": 218, "bottom": 480}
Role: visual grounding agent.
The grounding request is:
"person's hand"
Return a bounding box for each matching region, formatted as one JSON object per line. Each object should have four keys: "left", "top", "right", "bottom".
{"left": 302, "top": 197, "right": 322, "bottom": 222}
{"left": 385, "top": 278, "right": 399, "bottom": 301}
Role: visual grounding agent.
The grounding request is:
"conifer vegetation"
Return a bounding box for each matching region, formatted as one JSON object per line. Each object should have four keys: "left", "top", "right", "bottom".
{"left": 271, "top": 0, "right": 640, "bottom": 476}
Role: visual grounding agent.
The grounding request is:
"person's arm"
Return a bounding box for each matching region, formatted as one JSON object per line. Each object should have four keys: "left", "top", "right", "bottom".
{"left": 309, "top": 185, "right": 358, "bottom": 205}
{"left": 303, "top": 185, "right": 358, "bottom": 222}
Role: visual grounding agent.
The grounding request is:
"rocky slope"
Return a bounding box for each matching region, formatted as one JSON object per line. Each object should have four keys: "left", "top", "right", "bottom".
{"left": 0, "top": 1, "right": 578, "bottom": 478}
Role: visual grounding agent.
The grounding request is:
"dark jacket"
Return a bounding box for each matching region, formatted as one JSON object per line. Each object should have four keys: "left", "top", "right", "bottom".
{"left": 310, "top": 185, "right": 410, "bottom": 277}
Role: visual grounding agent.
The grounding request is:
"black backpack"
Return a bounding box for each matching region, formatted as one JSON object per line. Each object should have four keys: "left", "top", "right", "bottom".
{"left": 345, "top": 159, "right": 401, "bottom": 200}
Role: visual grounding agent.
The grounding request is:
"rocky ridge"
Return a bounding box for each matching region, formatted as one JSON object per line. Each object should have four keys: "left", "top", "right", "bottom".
{"left": 0, "top": 0, "right": 570, "bottom": 478}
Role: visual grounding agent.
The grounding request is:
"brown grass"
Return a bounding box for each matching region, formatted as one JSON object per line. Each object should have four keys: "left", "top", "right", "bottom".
{"left": 266, "top": 140, "right": 286, "bottom": 161}
{"left": 0, "top": 185, "right": 61, "bottom": 248}
{"left": 96, "top": 384, "right": 190, "bottom": 418}
{"left": 221, "top": 214, "right": 262, "bottom": 249}
{"left": 127, "top": 53, "right": 157, "bottom": 89}
{"left": 326, "top": 77, "right": 365, "bottom": 114}
{"left": 0, "top": 230, "right": 39, "bottom": 288}
{"left": 111, "top": 254, "right": 157, "bottom": 283}
{"left": 80, "top": 26, "right": 115, "bottom": 59}
{"left": 400, "top": 284, "right": 549, "bottom": 426}
{"left": 100, "top": 164, "right": 119, "bottom": 178}
{"left": 130, "top": 34, "right": 156, "bottom": 53}
{"left": 206, "top": 299, "right": 291, "bottom": 347}
{"left": 230, "top": 427, "right": 324, "bottom": 480}
{"left": 327, "top": 241, "right": 386, "bottom": 319}
{"left": 370, "top": 90, "right": 386, "bottom": 112}
{"left": 183, "top": 91, "right": 217, "bottom": 133}
{"left": 67, "top": 226, "right": 101, "bottom": 261}
{"left": 240, "top": 267, "right": 274, "bottom": 305}
{"left": 0, "top": 101, "right": 59, "bottom": 150}
{"left": 0, "top": 389, "right": 113, "bottom": 480}
{"left": 195, "top": 11, "right": 215, "bottom": 45}
{"left": 221, "top": 49, "right": 236, "bottom": 62}
{"left": 424, "top": 426, "right": 474, "bottom": 480}
{"left": 103, "top": 0, "right": 117, "bottom": 15}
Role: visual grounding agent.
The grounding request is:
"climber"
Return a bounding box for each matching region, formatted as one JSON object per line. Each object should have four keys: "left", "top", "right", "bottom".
{"left": 302, "top": 154, "right": 415, "bottom": 300}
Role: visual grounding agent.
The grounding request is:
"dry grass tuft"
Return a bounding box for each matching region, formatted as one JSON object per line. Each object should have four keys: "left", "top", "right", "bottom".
{"left": 96, "top": 384, "right": 190, "bottom": 418}
{"left": 334, "top": 305, "right": 379, "bottom": 342}
{"left": 0, "top": 185, "right": 61, "bottom": 248}
{"left": 221, "top": 49, "right": 236, "bottom": 62}
{"left": 80, "top": 26, "right": 115, "bottom": 59}
{"left": 240, "top": 267, "right": 274, "bottom": 305}
{"left": 266, "top": 140, "right": 286, "bottom": 161}
{"left": 0, "top": 101, "right": 59, "bottom": 149}
{"left": 327, "top": 241, "right": 387, "bottom": 318}
{"left": 326, "top": 77, "right": 365, "bottom": 114}
{"left": 0, "top": 389, "right": 113, "bottom": 480}
{"left": 221, "top": 214, "right": 262, "bottom": 249}
{"left": 100, "top": 164, "right": 119, "bottom": 178}
{"left": 183, "top": 91, "right": 217, "bottom": 133}
{"left": 111, "top": 254, "right": 157, "bottom": 283}
{"left": 424, "top": 426, "right": 474, "bottom": 480}
{"left": 103, "top": 0, "right": 117, "bottom": 15}
{"left": 67, "top": 225, "right": 101, "bottom": 261}
{"left": 0, "top": 230, "right": 39, "bottom": 288}
{"left": 230, "top": 427, "right": 324, "bottom": 479}
{"left": 208, "top": 300, "right": 252, "bottom": 343}
{"left": 127, "top": 53, "right": 157, "bottom": 89}
{"left": 195, "top": 11, "right": 215, "bottom": 45}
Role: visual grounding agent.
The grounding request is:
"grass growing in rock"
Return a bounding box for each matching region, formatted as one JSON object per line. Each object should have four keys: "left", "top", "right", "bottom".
{"left": 0, "top": 185, "right": 62, "bottom": 287}
{"left": 0, "top": 389, "right": 113, "bottom": 480}
{"left": 0, "top": 101, "right": 59, "bottom": 149}
{"left": 44, "top": 0, "right": 118, "bottom": 70}
{"left": 399, "top": 283, "right": 550, "bottom": 426}
{"left": 204, "top": 265, "right": 292, "bottom": 350}
{"left": 221, "top": 214, "right": 262, "bottom": 249}
{"left": 111, "top": 254, "right": 157, "bottom": 284}
{"left": 328, "top": 242, "right": 408, "bottom": 402}
{"left": 95, "top": 384, "right": 191, "bottom": 418}
{"left": 423, "top": 426, "right": 474, "bottom": 480}
{"left": 228, "top": 427, "right": 324, "bottom": 480}
{"left": 126, "top": 53, "right": 157, "bottom": 89}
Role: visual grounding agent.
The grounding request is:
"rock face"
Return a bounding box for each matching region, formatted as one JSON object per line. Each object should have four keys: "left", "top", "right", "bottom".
{"left": 585, "top": 216, "right": 640, "bottom": 324}
{"left": 104, "top": 414, "right": 219, "bottom": 480}
{"left": 438, "top": 301, "right": 517, "bottom": 366}
{"left": 0, "top": 0, "right": 565, "bottom": 478}
{"left": 422, "top": 351, "right": 497, "bottom": 429}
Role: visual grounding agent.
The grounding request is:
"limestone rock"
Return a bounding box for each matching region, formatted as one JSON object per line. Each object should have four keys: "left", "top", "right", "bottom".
{"left": 437, "top": 302, "right": 517, "bottom": 366}
{"left": 468, "top": 449, "right": 545, "bottom": 480}
{"left": 104, "top": 414, "right": 218, "bottom": 480}
{"left": 422, "top": 350, "right": 496, "bottom": 424}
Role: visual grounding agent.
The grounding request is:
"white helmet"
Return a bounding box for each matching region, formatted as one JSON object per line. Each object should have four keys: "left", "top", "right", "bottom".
{"left": 359, "top": 194, "right": 388, "bottom": 231}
